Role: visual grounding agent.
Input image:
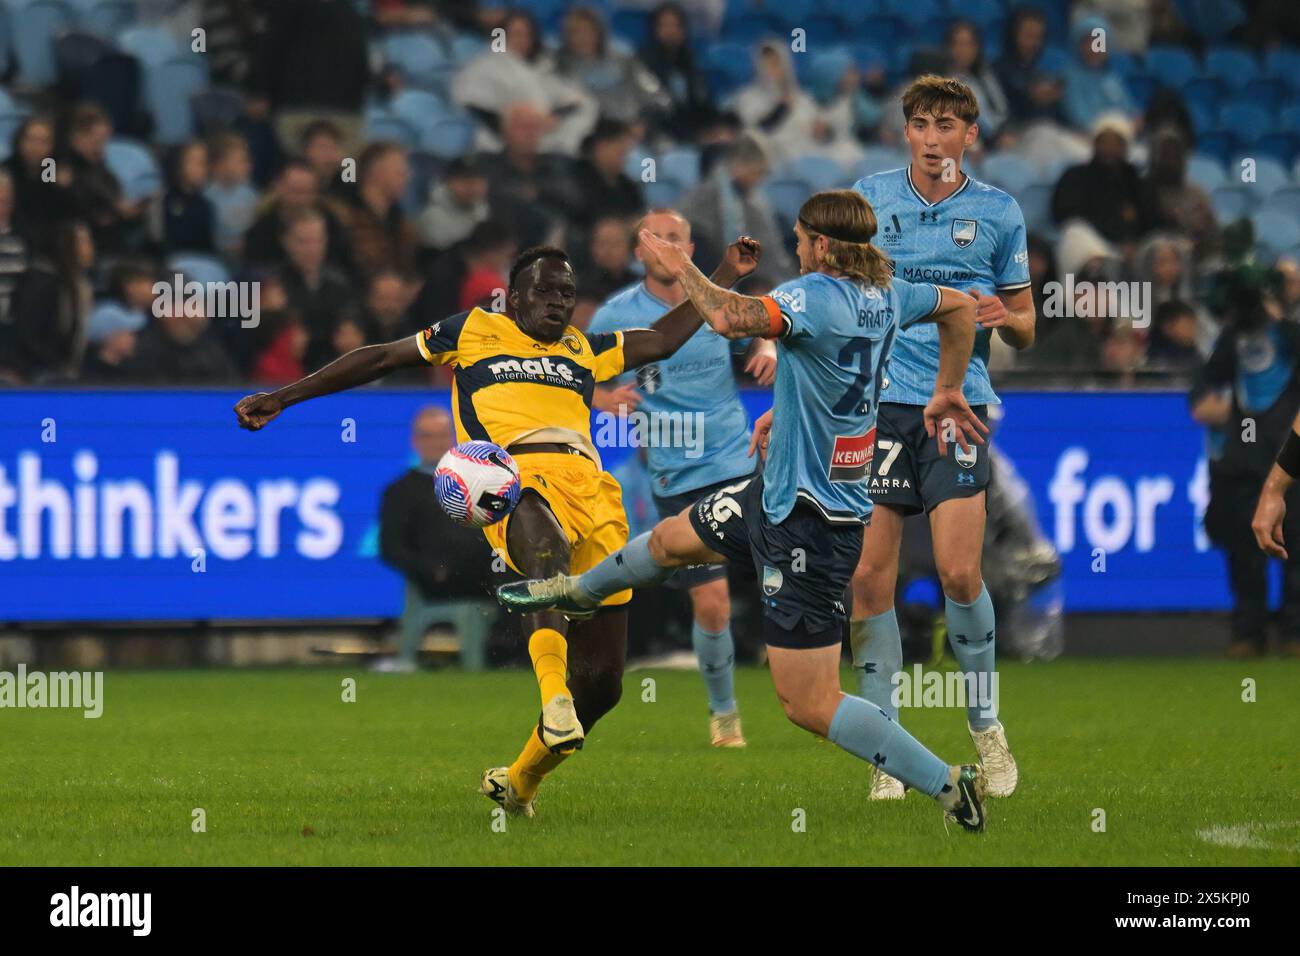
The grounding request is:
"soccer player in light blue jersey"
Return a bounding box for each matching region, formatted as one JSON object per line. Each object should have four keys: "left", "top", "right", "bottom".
{"left": 588, "top": 209, "right": 778, "bottom": 748}
{"left": 498, "top": 190, "right": 993, "bottom": 831}
{"left": 848, "top": 75, "right": 1037, "bottom": 799}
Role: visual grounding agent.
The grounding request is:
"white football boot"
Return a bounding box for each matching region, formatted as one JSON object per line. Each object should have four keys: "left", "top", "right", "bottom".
{"left": 969, "top": 722, "right": 1018, "bottom": 797}
{"left": 869, "top": 767, "right": 906, "bottom": 800}
{"left": 538, "top": 694, "right": 585, "bottom": 754}
{"left": 480, "top": 766, "right": 535, "bottom": 818}
{"left": 709, "top": 711, "right": 747, "bottom": 748}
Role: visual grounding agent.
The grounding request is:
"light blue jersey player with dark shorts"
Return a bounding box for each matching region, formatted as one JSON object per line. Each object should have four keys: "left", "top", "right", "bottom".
{"left": 498, "top": 190, "right": 993, "bottom": 831}
{"left": 849, "top": 75, "right": 1037, "bottom": 800}
{"left": 588, "top": 209, "right": 778, "bottom": 748}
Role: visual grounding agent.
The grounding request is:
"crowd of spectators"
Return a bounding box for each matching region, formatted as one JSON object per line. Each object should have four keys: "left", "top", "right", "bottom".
{"left": 1, "top": 0, "right": 1298, "bottom": 388}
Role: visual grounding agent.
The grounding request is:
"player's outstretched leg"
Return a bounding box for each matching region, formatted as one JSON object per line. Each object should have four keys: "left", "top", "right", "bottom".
{"left": 767, "top": 643, "right": 986, "bottom": 832}
{"left": 849, "top": 503, "right": 906, "bottom": 798}
{"left": 932, "top": 495, "right": 1017, "bottom": 797}
{"left": 688, "top": 578, "right": 745, "bottom": 747}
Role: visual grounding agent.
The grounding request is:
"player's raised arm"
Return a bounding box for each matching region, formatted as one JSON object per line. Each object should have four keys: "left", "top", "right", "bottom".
{"left": 619, "top": 235, "right": 762, "bottom": 368}
{"left": 915, "top": 286, "right": 989, "bottom": 455}
{"left": 233, "top": 336, "right": 425, "bottom": 431}
{"left": 975, "top": 286, "right": 1036, "bottom": 350}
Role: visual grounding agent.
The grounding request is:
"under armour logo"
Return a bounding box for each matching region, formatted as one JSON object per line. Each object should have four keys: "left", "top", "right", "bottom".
{"left": 873, "top": 753, "right": 887, "bottom": 766}
{"left": 859, "top": 662, "right": 877, "bottom": 674}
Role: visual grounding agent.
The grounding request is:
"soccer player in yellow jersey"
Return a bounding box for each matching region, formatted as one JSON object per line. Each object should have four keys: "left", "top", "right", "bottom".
{"left": 234, "top": 237, "right": 761, "bottom": 817}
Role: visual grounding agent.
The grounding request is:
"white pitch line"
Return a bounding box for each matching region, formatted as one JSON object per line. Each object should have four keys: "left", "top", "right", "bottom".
{"left": 1196, "top": 820, "right": 1300, "bottom": 851}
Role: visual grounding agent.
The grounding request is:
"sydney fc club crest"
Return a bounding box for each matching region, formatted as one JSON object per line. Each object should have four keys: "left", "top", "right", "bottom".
{"left": 952, "top": 219, "right": 978, "bottom": 248}
{"left": 762, "top": 565, "right": 784, "bottom": 596}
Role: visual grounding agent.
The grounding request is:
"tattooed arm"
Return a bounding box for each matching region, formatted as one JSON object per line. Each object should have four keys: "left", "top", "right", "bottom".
{"left": 638, "top": 230, "right": 778, "bottom": 340}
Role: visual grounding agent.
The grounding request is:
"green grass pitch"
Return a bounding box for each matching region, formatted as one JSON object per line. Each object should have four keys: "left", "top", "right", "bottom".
{"left": 2, "top": 660, "right": 1297, "bottom": 866}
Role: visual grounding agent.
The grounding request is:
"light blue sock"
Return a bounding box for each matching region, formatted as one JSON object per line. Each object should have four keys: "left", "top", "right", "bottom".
{"left": 578, "top": 532, "right": 674, "bottom": 602}
{"left": 828, "top": 695, "right": 950, "bottom": 798}
{"left": 692, "top": 622, "right": 736, "bottom": 714}
{"left": 946, "top": 584, "right": 998, "bottom": 730}
{"left": 849, "top": 611, "right": 902, "bottom": 720}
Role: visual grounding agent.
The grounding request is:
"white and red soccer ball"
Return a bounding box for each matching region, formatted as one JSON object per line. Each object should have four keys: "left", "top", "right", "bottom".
{"left": 433, "top": 441, "right": 522, "bottom": 527}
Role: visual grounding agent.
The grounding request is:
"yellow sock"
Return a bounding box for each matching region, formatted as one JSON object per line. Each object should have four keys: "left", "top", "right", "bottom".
{"left": 528, "top": 627, "right": 570, "bottom": 705}
{"left": 508, "top": 728, "right": 568, "bottom": 801}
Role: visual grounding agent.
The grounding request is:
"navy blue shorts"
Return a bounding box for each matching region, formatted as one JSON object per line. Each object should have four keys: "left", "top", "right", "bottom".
{"left": 688, "top": 474, "right": 862, "bottom": 649}
{"left": 864, "top": 402, "right": 991, "bottom": 516}
{"left": 653, "top": 470, "right": 756, "bottom": 589}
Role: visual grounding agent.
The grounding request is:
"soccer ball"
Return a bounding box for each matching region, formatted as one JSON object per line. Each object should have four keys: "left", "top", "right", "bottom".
{"left": 434, "top": 441, "right": 522, "bottom": 527}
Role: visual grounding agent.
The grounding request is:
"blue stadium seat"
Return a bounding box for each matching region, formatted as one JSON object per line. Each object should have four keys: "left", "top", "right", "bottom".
{"left": 883, "top": 0, "right": 942, "bottom": 25}
{"left": 782, "top": 155, "right": 847, "bottom": 191}
{"left": 1016, "top": 183, "right": 1054, "bottom": 235}
{"left": 1187, "top": 153, "right": 1227, "bottom": 191}
{"left": 850, "top": 42, "right": 889, "bottom": 74}
{"left": 980, "top": 153, "right": 1035, "bottom": 192}
{"left": 382, "top": 32, "right": 453, "bottom": 91}
{"left": 610, "top": 9, "right": 649, "bottom": 48}
{"left": 391, "top": 89, "right": 452, "bottom": 144}
{"left": 449, "top": 32, "right": 485, "bottom": 67}
{"left": 1241, "top": 77, "right": 1285, "bottom": 115}
{"left": 1252, "top": 133, "right": 1298, "bottom": 167}
{"left": 0, "top": 5, "right": 11, "bottom": 79}
{"left": 705, "top": 41, "right": 754, "bottom": 99}
{"left": 763, "top": 176, "right": 811, "bottom": 225}
{"left": 401, "top": 150, "right": 443, "bottom": 214}
{"left": 659, "top": 147, "right": 701, "bottom": 191}
{"left": 1196, "top": 130, "right": 1237, "bottom": 165}
{"left": 643, "top": 178, "right": 682, "bottom": 208}
{"left": 364, "top": 111, "right": 419, "bottom": 150}
{"left": 104, "top": 137, "right": 160, "bottom": 201}
{"left": 944, "top": 0, "right": 1002, "bottom": 29}
{"left": 145, "top": 56, "right": 207, "bottom": 144}
{"left": 1144, "top": 46, "right": 1199, "bottom": 89}
{"left": 851, "top": 146, "right": 908, "bottom": 180}
{"left": 1106, "top": 50, "right": 1140, "bottom": 77}
{"left": 1252, "top": 209, "right": 1300, "bottom": 255}
{"left": 1231, "top": 155, "right": 1289, "bottom": 194}
{"left": 1210, "top": 186, "right": 1254, "bottom": 223}
{"left": 1203, "top": 47, "right": 1259, "bottom": 92}
{"left": 1280, "top": 104, "right": 1300, "bottom": 135}
{"left": 1122, "top": 73, "right": 1157, "bottom": 110}
{"left": 13, "top": 0, "right": 74, "bottom": 86}
{"left": 72, "top": 0, "right": 134, "bottom": 34}
{"left": 1180, "top": 75, "right": 1220, "bottom": 121}
{"left": 1270, "top": 187, "right": 1300, "bottom": 221}
{"left": 118, "top": 24, "right": 180, "bottom": 67}
{"left": 1218, "top": 102, "right": 1273, "bottom": 149}
{"left": 423, "top": 116, "right": 476, "bottom": 159}
{"left": 759, "top": 0, "right": 815, "bottom": 27}
{"left": 168, "top": 253, "right": 230, "bottom": 286}
{"left": 1264, "top": 48, "right": 1300, "bottom": 91}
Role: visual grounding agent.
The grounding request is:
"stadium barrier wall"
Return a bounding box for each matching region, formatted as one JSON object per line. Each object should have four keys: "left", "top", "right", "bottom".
{"left": 0, "top": 389, "right": 1228, "bottom": 622}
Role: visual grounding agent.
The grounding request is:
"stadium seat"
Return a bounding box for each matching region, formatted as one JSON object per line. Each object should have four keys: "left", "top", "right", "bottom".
{"left": 1180, "top": 76, "right": 1219, "bottom": 132}
{"left": 13, "top": 0, "right": 74, "bottom": 87}
{"left": 449, "top": 32, "right": 485, "bottom": 67}
{"left": 1210, "top": 186, "right": 1254, "bottom": 223}
{"left": 1264, "top": 47, "right": 1300, "bottom": 91}
{"left": 104, "top": 137, "right": 160, "bottom": 201}
{"left": 401, "top": 149, "right": 444, "bottom": 214}
{"left": 1195, "top": 130, "right": 1236, "bottom": 166}
{"left": 883, "top": 0, "right": 941, "bottom": 25}
{"left": 783, "top": 155, "right": 847, "bottom": 191}
{"left": 1270, "top": 187, "right": 1300, "bottom": 221}
{"left": 118, "top": 23, "right": 181, "bottom": 66}
{"left": 364, "top": 111, "right": 419, "bottom": 150}
{"left": 1252, "top": 133, "right": 1298, "bottom": 167}
{"left": 1203, "top": 47, "right": 1259, "bottom": 92}
{"left": 167, "top": 253, "right": 230, "bottom": 287}
{"left": 73, "top": 0, "right": 134, "bottom": 34}
{"left": 1122, "top": 73, "right": 1157, "bottom": 111}
{"left": 1217, "top": 102, "right": 1273, "bottom": 150}
{"left": 391, "top": 89, "right": 452, "bottom": 141}
{"left": 191, "top": 87, "right": 244, "bottom": 135}
{"left": 610, "top": 9, "right": 649, "bottom": 48}
{"left": 1187, "top": 154, "right": 1227, "bottom": 191}
{"left": 1241, "top": 77, "right": 1284, "bottom": 114}
{"left": 1015, "top": 183, "right": 1054, "bottom": 235}
{"left": 1251, "top": 209, "right": 1300, "bottom": 256}
{"left": 382, "top": 32, "right": 453, "bottom": 91}
{"left": 659, "top": 147, "right": 701, "bottom": 191}
{"left": 1144, "top": 46, "right": 1199, "bottom": 89}
{"left": 423, "top": 116, "right": 476, "bottom": 159}
{"left": 979, "top": 154, "right": 1035, "bottom": 192}
{"left": 763, "top": 176, "right": 811, "bottom": 225}
{"left": 705, "top": 41, "right": 754, "bottom": 99}
{"left": 145, "top": 55, "right": 208, "bottom": 144}
{"left": 643, "top": 178, "right": 683, "bottom": 208}
{"left": 849, "top": 42, "right": 889, "bottom": 74}
{"left": 944, "top": 0, "right": 1002, "bottom": 29}
{"left": 851, "top": 146, "right": 908, "bottom": 180}
{"left": 1231, "top": 155, "right": 1290, "bottom": 195}
{"left": 0, "top": 5, "right": 10, "bottom": 80}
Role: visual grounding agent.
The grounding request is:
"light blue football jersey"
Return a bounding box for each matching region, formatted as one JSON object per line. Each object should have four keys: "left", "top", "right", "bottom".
{"left": 588, "top": 282, "right": 755, "bottom": 496}
{"left": 762, "top": 272, "right": 940, "bottom": 525}
{"left": 852, "top": 167, "right": 1030, "bottom": 407}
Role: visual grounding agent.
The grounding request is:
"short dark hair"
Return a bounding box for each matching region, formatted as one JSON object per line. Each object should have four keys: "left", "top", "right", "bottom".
{"left": 509, "top": 245, "right": 570, "bottom": 290}
{"left": 1155, "top": 300, "right": 1196, "bottom": 326}
{"left": 464, "top": 220, "right": 516, "bottom": 256}
{"left": 299, "top": 119, "right": 344, "bottom": 149}
{"left": 901, "top": 74, "right": 980, "bottom": 124}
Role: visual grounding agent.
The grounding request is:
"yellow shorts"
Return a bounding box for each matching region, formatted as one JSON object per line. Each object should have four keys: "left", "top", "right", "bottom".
{"left": 483, "top": 452, "right": 633, "bottom": 608}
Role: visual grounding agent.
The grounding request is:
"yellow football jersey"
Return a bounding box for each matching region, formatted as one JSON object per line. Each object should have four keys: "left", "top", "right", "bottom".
{"left": 414, "top": 307, "right": 625, "bottom": 464}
